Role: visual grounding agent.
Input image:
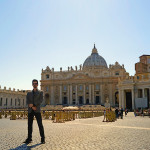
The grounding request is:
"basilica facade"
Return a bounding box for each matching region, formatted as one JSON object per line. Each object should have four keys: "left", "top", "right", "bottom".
{"left": 40, "top": 45, "right": 128, "bottom": 108}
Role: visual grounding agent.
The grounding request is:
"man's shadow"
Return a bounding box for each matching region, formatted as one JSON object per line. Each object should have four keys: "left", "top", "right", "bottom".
{"left": 9, "top": 143, "right": 41, "bottom": 150}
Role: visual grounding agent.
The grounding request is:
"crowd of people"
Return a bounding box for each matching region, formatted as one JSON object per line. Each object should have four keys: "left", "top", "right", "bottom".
{"left": 103, "top": 107, "right": 129, "bottom": 122}
{"left": 134, "top": 108, "right": 150, "bottom": 117}
{"left": 115, "top": 107, "right": 128, "bottom": 119}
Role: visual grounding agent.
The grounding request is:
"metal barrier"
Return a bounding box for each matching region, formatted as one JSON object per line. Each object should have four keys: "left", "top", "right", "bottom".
{"left": 106, "top": 111, "right": 116, "bottom": 122}
{"left": 0, "top": 109, "right": 104, "bottom": 123}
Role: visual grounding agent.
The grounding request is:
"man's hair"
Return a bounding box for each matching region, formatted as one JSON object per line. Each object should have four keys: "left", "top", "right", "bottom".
{"left": 32, "top": 79, "right": 38, "bottom": 84}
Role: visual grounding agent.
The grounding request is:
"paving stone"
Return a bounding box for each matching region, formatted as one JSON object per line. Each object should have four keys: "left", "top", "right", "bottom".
{"left": 0, "top": 113, "right": 150, "bottom": 150}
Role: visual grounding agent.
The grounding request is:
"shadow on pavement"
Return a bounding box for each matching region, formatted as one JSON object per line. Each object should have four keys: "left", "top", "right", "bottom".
{"left": 9, "top": 143, "right": 41, "bottom": 150}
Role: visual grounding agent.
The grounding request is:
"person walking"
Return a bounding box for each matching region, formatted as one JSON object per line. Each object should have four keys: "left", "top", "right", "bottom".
{"left": 125, "top": 108, "right": 127, "bottom": 117}
{"left": 115, "top": 108, "right": 119, "bottom": 119}
{"left": 141, "top": 108, "right": 144, "bottom": 117}
{"left": 134, "top": 109, "right": 136, "bottom": 117}
{"left": 23, "top": 79, "right": 45, "bottom": 144}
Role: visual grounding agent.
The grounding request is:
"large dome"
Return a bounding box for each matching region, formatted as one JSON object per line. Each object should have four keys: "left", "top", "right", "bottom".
{"left": 83, "top": 44, "right": 108, "bottom": 68}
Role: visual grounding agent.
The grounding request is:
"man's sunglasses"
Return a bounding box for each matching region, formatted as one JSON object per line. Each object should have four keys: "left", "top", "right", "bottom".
{"left": 33, "top": 83, "right": 38, "bottom": 85}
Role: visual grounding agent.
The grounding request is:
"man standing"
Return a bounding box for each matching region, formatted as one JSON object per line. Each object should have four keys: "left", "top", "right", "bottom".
{"left": 23, "top": 79, "right": 45, "bottom": 144}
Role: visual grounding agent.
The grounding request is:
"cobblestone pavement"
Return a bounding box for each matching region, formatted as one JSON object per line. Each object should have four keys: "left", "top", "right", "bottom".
{"left": 0, "top": 112, "right": 150, "bottom": 150}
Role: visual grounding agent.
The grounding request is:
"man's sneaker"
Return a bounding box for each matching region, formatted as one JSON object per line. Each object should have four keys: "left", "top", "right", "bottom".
{"left": 23, "top": 138, "right": 32, "bottom": 144}
{"left": 41, "top": 138, "right": 45, "bottom": 144}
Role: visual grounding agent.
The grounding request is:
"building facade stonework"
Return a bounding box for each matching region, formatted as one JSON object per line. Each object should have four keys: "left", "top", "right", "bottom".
{"left": 0, "top": 86, "right": 28, "bottom": 109}
{"left": 118, "top": 55, "right": 150, "bottom": 110}
{"left": 40, "top": 45, "right": 128, "bottom": 108}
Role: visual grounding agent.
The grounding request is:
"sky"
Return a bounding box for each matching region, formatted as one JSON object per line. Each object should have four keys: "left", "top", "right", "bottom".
{"left": 0, "top": 0, "right": 150, "bottom": 91}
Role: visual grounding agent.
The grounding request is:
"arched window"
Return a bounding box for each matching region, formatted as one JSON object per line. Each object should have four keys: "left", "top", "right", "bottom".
{"left": 96, "top": 84, "right": 100, "bottom": 90}
{"left": 73, "top": 86, "right": 75, "bottom": 92}
{"left": 86, "top": 86, "right": 89, "bottom": 90}
{"left": 63, "top": 85, "right": 67, "bottom": 91}
{"left": 79, "top": 85, "right": 83, "bottom": 91}
{"left": 46, "top": 74, "right": 49, "bottom": 79}
{"left": 46, "top": 86, "right": 49, "bottom": 92}
{"left": 115, "top": 72, "right": 119, "bottom": 75}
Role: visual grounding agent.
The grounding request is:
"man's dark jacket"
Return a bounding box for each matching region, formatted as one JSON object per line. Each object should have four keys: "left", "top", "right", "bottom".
{"left": 26, "top": 89, "right": 43, "bottom": 113}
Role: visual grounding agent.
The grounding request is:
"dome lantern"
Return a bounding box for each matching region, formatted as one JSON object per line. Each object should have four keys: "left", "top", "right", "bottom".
{"left": 92, "top": 44, "right": 98, "bottom": 54}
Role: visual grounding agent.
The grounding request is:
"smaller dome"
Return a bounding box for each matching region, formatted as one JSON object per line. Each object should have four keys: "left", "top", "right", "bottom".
{"left": 83, "top": 44, "right": 108, "bottom": 68}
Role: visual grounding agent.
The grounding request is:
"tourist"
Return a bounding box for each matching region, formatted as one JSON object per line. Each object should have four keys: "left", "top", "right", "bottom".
{"left": 141, "top": 108, "right": 144, "bottom": 117}
{"left": 118, "top": 109, "right": 121, "bottom": 119}
{"left": 127, "top": 108, "right": 129, "bottom": 113}
{"left": 23, "top": 79, "right": 45, "bottom": 145}
{"left": 134, "top": 109, "right": 136, "bottom": 117}
{"left": 125, "top": 108, "right": 127, "bottom": 116}
{"left": 115, "top": 108, "right": 119, "bottom": 118}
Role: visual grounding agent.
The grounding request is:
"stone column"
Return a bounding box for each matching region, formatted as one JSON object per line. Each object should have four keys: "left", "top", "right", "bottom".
{"left": 109, "top": 84, "right": 113, "bottom": 106}
{"left": 84, "top": 84, "right": 86, "bottom": 105}
{"left": 122, "top": 90, "right": 125, "bottom": 109}
{"left": 100, "top": 84, "right": 103, "bottom": 104}
{"left": 59, "top": 85, "right": 62, "bottom": 104}
{"left": 51, "top": 86, "right": 54, "bottom": 105}
{"left": 119, "top": 89, "right": 122, "bottom": 108}
{"left": 68, "top": 85, "right": 70, "bottom": 105}
{"left": 49, "top": 85, "right": 51, "bottom": 105}
{"left": 76, "top": 85, "right": 78, "bottom": 105}
{"left": 132, "top": 89, "right": 135, "bottom": 110}
{"left": 142, "top": 88, "right": 145, "bottom": 98}
{"left": 134, "top": 88, "right": 138, "bottom": 99}
{"left": 92, "top": 84, "right": 94, "bottom": 104}
{"left": 89, "top": 84, "right": 91, "bottom": 104}
{"left": 70, "top": 84, "right": 72, "bottom": 105}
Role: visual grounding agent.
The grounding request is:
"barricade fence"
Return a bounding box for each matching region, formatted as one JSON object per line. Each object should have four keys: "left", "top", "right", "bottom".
{"left": 0, "top": 109, "right": 104, "bottom": 123}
